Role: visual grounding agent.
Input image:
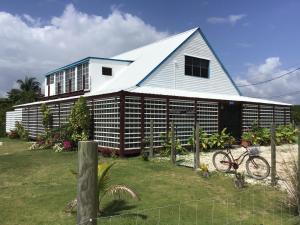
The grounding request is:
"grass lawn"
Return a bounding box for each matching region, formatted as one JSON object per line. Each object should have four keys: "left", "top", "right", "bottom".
{"left": 0, "top": 138, "right": 297, "bottom": 225}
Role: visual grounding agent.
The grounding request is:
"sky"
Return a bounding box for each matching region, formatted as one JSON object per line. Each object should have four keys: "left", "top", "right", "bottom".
{"left": 0, "top": 0, "right": 299, "bottom": 103}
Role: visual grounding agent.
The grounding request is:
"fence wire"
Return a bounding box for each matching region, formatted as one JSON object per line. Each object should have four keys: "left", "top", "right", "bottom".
{"left": 87, "top": 196, "right": 298, "bottom": 225}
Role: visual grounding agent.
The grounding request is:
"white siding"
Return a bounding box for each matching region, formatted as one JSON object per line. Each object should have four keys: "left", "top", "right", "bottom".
{"left": 89, "top": 59, "right": 131, "bottom": 93}
{"left": 5, "top": 109, "right": 23, "bottom": 133}
{"left": 141, "top": 32, "right": 240, "bottom": 96}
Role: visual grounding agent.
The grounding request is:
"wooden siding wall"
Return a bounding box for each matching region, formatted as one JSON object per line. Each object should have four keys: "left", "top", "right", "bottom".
{"left": 141, "top": 32, "right": 240, "bottom": 95}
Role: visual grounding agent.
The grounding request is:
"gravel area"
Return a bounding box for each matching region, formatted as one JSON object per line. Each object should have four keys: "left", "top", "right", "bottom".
{"left": 176, "top": 144, "right": 298, "bottom": 187}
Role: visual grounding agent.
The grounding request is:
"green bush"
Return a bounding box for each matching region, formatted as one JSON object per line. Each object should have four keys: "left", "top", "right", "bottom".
{"left": 41, "top": 104, "right": 53, "bottom": 132}
{"left": 15, "top": 122, "right": 29, "bottom": 140}
{"left": 242, "top": 123, "right": 297, "bottom": 145}
{"left": 188, "top": 128, "right": 235, "bottom": 151}
{"left": 68, "top": 97, "right": 91, "bottom": 143}
{"left": 276, "top": 124, "right": 297, "bottom": 144}
{"left": 160, "top": 132, "right": 188, "bottom": 156}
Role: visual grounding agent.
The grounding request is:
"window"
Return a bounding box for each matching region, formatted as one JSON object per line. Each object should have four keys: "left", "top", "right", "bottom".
{"left": 65, "top": 68, "right": 75, "bottom": 93}
{"left": 46, "top": 74, "right": 54, "bottom": 85}
{"left": 185, "top": 56, "right": 209, "bottom": 78}
{"left": 77, "top": 63, "right": 89, "bottom": 90}
{"left": 55, "top": 71, "right": 64, "bottom": 95}
{"left": 102, "top": 67, "right": 112, "bottom": 76}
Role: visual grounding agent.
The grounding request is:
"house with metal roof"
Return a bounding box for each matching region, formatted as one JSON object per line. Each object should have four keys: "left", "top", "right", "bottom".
{"left": 6, "top": 27, "right": 291, "bottom": 156}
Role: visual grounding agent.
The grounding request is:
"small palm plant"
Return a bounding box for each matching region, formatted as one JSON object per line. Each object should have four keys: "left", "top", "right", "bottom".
{"left": 65, "top": 162, "right": 140, "bottom": 214}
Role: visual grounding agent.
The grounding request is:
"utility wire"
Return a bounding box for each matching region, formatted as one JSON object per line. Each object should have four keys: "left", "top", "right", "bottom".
{"left": 269, "top": 90, "right": 300, "bottom": 99}
{"left": 237, "top": 67, "right": 300, "bottom": 87}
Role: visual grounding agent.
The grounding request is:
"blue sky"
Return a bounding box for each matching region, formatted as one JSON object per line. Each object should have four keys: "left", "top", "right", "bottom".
{"left": 0, "top": 0, "right": 299, "bottom": 103}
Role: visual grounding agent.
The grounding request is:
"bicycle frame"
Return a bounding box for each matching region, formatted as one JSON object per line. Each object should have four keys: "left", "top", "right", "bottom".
{"left": 226, "top": 148, "right": 249, "bottom": 166}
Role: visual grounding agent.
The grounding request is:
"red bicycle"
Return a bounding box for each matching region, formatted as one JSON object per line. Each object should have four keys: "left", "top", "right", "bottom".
{"left": 212, "top": 141, "right": 270, "bottom": 180}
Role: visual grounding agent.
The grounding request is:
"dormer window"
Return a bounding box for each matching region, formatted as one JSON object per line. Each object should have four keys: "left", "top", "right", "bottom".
{"left": 185, "top": 56, "right": 209, "bottom": 78}
{"left": 102, "top": 67, "right": 112, "bottom": 76}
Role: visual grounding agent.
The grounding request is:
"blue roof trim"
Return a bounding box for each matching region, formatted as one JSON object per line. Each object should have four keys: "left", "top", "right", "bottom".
{"left": 196, "top": 28, "right": 242, "bottom": 96}
{"left": 45, "top": 57, "right": 133, "bottom": 77}
{"left": 137, "top": 27, "right": 242, "bottom": 96}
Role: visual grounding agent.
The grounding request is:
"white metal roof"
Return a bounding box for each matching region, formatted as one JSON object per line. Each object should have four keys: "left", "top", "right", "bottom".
{"left": 96, "top": 28, "right": 198, "bottom": 93}
{"left": 129, "top": 86, "right": 291, "bottom": 106}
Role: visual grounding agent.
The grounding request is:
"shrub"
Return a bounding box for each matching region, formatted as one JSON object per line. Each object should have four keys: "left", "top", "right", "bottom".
{"left": 41, "top": 104, "right": 53, "bottom": 132}
{"left": 53, "top": 143, "right": 64, "bottom": 152}
{"left": 68, "top": 97, "right": 90, "bottom": 143}
{"left": 63, "top": 140, "right": 72, "bottom": 151}
{"left": 189, "top": 128, "right": 235, "bottom": 151}
{"left": 160, "top": 132, "right": 188, "bottom": 156}
{"left": 15, "top": 122, "right": 29, "bottom": 140}
{"left": 276, "top": 124, "right": 297, "bottom": 144}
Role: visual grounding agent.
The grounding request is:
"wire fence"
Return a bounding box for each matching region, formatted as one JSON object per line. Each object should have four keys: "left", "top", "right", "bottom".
{"left": 77, "top": 191, "right": 298, "bottom": 225}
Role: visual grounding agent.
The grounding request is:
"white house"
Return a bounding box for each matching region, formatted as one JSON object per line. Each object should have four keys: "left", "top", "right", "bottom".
{"left": 7, "top": 27, "right": 291, "bottom": 156}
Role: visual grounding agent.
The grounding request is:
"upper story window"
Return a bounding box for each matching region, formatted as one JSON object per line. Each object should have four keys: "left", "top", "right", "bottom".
{"left": 65, "top": 67, "right": 75, "bottom": 93}
{"left": 185, "top": 56, "right": 209, "bottom": 78}
{"left": 47, "top": 74, "right": 54, "bottom": 85}
{"left": 55, "top": 71, "right": 64, "bottom": 95}
{"left": 77, "top": 63, "right": 89, "bottom": 90}
{"left": 102, "top": 67, "right": 112, "bottom": 76}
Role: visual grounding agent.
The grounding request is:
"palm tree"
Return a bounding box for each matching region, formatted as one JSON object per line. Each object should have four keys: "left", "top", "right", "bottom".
{"left": 65, "top": 162, "right": 140, "bottom": 214}
{"left": 7, "top": 76, "right": 41, "bottom": 104}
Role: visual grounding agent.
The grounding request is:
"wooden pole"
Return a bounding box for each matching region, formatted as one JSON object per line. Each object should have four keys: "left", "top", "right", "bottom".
{"left": 194, "top": 121, "right": 200, "bottom": 170}
{"left": 297, "top": 125, "right": 300, "bottom": 219}
{"left": 149, "top": 119, "right": 154, "bottom": 158}
{"left": 271, "top": 123, "right": 277, "bottom": 186}
{"left": 171, "top": 121, "right": 176, "bottom": 164}
{"left": 77, "top": 141, "right": 98, "bottom": 225}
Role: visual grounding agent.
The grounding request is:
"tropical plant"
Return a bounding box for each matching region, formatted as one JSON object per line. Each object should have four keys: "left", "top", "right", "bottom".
{"left": 15, "top": 122, "right": 29, "bottom": 140}
{"left": 41, "top": 104, "right": 53, "bottom": 132}
{"left": 276, "top": 124, "right": 297, "bottom": 144}
{"left": 189, "top": 128, "right": 235, "bottom": 151}
{"left": 242, "top": 125, "right": 271, "bottom": 146}
{"left": 68, "top": 97, "right": 91, "bottom": 143}
{"left": 160, "top": 132, "right": 188, "bottom": 156}
{"left": 65, "top": 162, "right": 140, "bottom": 214}
{"left": 7, "top": 76, "right": 41, "bottom": 104}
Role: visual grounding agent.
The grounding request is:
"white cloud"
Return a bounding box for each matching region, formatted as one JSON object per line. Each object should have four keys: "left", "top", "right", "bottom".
{"left": 236, "top": 57, "right": 300, "bottom": 104}
{"left": 0, "top": 4, "right": 168, "bottom": 97}
{"left": 207, "top": 14, "right": 246, "bottom": 25}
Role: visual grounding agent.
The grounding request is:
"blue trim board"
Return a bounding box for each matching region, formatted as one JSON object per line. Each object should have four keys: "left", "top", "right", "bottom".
{"left": 137, "top": 27, "right": 242, "bottom": 96}
{"left": 45, "top": 57, "right": 133, "bottom": 77}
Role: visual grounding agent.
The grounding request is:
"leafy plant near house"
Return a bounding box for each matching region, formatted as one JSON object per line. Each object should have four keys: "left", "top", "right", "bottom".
{"left": 68, "top": 97, "right": 91, "bottom": 143}
{"left": 15, "top": 121, "right": 29, "bottom": 140}
{"left": 65, "top": 162, "right": 140, "bottom": 214}
{"left": 276, "top": 124, "right": 297, "bottom": 144}
{"left": 41, "top": 103, "right": 53, "bottom": 132}
{"left": 188, "top": 128, "right": 235, "bottom": 151}
{"left": 160, "top": 132, "right": 188, "bottom": 156}
{"left": 242, "top": 123, "right": 297, "bottom": 145}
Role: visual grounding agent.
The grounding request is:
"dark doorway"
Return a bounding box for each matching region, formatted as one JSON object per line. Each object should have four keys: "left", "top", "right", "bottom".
{"left": 219, "top": 102, "right": 242, "bottom": 140}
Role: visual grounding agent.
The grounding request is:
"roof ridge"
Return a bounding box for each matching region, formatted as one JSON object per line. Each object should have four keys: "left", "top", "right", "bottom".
{"left": 113, "top": 27, "right": 199, "bottom": 58}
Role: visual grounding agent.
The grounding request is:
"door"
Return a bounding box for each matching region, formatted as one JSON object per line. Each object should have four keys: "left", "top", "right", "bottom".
{"left": 219, "top": 102, "right": 242, "bottom": 140}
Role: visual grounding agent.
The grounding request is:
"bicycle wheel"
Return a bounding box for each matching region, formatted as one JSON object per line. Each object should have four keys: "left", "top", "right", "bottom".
{"left": 246, "top": 156, "right": 270, "bottom": 180}
{"left": 212, "top": 151, "right": 232, "bottom": 173}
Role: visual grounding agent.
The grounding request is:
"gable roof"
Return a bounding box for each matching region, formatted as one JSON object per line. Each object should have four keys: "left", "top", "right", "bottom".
{"left": 93, "top": 27, "right": 199, "bottom": 94}
{"left": 94, "top": 27, "right": 241, "bottom": 96}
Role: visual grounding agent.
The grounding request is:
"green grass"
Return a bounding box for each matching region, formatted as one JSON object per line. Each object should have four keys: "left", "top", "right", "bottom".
{"left": 0, "top": 138, "right": 297, "bottom": 225}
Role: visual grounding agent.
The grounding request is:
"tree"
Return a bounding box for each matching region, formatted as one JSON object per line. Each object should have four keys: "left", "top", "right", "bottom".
{"left": 7, "top": 76, "right": 41, "bottom": 104}
{"left": 292, "top": 105, "right": 300, "bottom": 125}
{"left": 41, "top": 104, "right": 53, "bottom": 132}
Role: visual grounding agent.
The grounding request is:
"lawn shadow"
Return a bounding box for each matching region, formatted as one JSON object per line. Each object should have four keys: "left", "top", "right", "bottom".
{"left": 101, "top": 199, "right": 147, "bottom": 220}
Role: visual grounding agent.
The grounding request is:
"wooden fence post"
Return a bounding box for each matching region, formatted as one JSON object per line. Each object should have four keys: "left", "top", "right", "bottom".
{"left": 271, "top": 123, "right": 277, "bottom": 186}
{"left": 194, "top": 121, "right": 200, "bottom": 170}
{"left": 297, "top": 125, "right": 300, "bottom": 219}
{"left": 77, "top": 141, "right": 98, "bottom": 225}
{"left": 171, "top": 121, "right": 176, "bottom": 164}
{"left": 149, "top": 119, "right": 154, "bottom": 158}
